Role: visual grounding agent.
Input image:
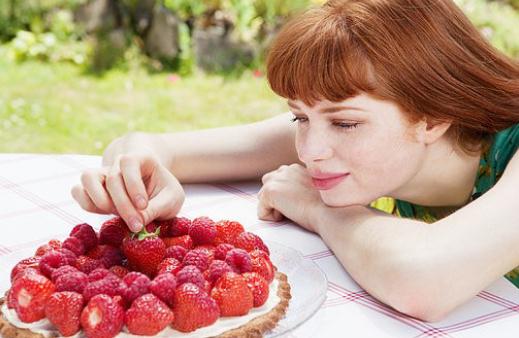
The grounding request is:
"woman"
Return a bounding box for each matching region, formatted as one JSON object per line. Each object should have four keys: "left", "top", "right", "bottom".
{"left": 72, "top": 0, "right": 519, "bottom": 322}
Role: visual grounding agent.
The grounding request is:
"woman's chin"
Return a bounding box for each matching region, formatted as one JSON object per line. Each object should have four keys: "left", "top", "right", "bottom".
{"left": 319, "top": 191, "right": 373, "bottom": 208}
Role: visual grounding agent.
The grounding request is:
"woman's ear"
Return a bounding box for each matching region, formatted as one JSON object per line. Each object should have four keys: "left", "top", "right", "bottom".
{"left": 413, "top": 119, "right": 452, "bottom": 144}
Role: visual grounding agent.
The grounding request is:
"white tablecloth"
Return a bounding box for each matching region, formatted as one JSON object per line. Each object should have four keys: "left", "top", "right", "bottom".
{"left": 1, "top": 154, "right": 519, "bottom": 338}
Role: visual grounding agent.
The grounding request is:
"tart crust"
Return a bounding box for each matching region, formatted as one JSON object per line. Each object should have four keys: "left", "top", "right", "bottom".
{"left": 0, "top": 272, "right": 291, "bottom": 338}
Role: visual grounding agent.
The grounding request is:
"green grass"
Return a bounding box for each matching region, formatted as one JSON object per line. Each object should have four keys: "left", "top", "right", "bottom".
{"left": 0, "top": 51, "right": 286, "bottom": 154}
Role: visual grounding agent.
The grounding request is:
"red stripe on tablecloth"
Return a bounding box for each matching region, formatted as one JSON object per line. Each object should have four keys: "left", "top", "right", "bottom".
{"left": 327, "top": 282, "right": 451, "bottom": 337}
{"left": 479, "top": 290, "right": 519, "bottom": 308}
{"left": 0, "top": 246, "right": 12, "bottom": 255}
{"left": 211, "top": 183, "right": 257, "bottom": 202}
{"left": 414, "top": 306, "right": 519, "bottom": 337}
{"left": 0, "top": 176, "right": 82, "bottom": 225}
{"left": 0, "top": 200, "right": 75, "bottom": 220}
{"left": 304, "top": 249, "right": 333, "bottom": 260}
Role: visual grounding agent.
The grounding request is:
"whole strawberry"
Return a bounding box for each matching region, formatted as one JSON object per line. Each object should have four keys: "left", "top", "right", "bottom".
{"left": 168, "top": 217, "right": 192, "bottom": 236}
{"left": 98, "top": 216, "right": 130, "bottom": 247}
{"left": 243, "top": 272, "right": 270, "bottom": 307}
{"left": 214, "top": 220, "right": 245, "bottom": 246}
{"left": 81, "top": 294, "right": 124, "bottom": 338}
{"left": 45, "top": 291, "right": 84, "bottom": 336}
{"left": 35, "top": 239, "right": 62, "bottom": 256}
{"left": 122, "top": 228, "right": 166, "bottom": 277}
{"left": 11, "top": 272, "right": 55, "bottom": 322}
{"left": 10, "top": 256, "right": 41, "bottom": 282}
{"left": 162, "top": 235, "right": 194, "bottom": 249}
{"left": 235, "top": 231, "right": 270, "bottom": 255}
{"left": 125, "top": 293, "right": 174, "bottom": 335}
{"left": 211, "top": 272, "right": 253, "bottom": 316}
{"left": 172, "top": 283, "right": 219, "bottom": 332}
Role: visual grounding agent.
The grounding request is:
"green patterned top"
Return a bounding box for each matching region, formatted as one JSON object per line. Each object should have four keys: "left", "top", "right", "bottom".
{"left": 370, "top": 124, "right": 519, "bottom": 287}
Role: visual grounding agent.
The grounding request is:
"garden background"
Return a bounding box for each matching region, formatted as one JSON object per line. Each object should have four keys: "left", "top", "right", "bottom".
{"left": 0, "top": 0, "right": 518, "bottom": 154}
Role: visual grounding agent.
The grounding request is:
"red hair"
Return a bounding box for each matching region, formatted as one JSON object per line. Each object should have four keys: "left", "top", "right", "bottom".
{"left": 266, "top": 0, "right": 519, "bottom": 154}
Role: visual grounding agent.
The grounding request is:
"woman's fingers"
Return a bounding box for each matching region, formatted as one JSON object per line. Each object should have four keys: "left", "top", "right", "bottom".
{"left": 119, "top": 155, "right": 149, "bottom": 210}
{"left": 105, "top": 169, "right": 144, "bottom": 232}
{"left": 71, "top": 185, "right": 110, "bottom": 214}
{"left": 139, "top": 187, "right": 183, "bottom": 226}
{"left": 257, "top": 189, "right": 284, "bottom": 222}
{"left": 80, "top": 169, "right": 115, "bottom": 214}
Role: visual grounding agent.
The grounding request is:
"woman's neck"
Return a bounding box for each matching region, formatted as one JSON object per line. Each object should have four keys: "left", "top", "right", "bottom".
{"left": 390, "top": 137, "right": 482, "bottom": 208}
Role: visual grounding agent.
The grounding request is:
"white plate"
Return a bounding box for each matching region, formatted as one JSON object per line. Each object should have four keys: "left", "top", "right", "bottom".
{"left": 266, "top": 241, "right": 328, "bottom": 337}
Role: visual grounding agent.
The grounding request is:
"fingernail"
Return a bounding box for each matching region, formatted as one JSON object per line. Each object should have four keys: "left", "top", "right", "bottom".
{"left": 128, "top": 217, "right": 142, "bottom": 232}
{"left": 135, "top": 195, "right": 147, "bottom": 209}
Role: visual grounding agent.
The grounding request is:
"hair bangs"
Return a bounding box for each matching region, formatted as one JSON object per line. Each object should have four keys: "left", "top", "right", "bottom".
{"left": 266, "top": 8, "right": 375, "bottom": 106}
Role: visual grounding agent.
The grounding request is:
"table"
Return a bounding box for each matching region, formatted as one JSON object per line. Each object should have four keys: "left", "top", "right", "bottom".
{"left": 1, "top": 154, "right": 519, "bottom": 338}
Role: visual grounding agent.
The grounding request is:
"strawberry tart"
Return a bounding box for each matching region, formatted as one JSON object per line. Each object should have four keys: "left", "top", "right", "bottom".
{"left": 0, "top": 216, "right": 291, "bottom": 337}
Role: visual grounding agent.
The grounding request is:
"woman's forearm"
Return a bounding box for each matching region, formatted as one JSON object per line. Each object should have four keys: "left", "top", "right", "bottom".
{"left": 102, "top": 113, "right": 300, "bottom": 183}
{"left": 313, "top": 205, "right": 448, "bottom": 321}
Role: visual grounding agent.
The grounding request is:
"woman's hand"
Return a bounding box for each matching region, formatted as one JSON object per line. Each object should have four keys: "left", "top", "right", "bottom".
{"left": 257, "top": 163, "right": 324, "bottom": 233}
{"left": 71, "top": 154, "right": 185, "bottom": 232}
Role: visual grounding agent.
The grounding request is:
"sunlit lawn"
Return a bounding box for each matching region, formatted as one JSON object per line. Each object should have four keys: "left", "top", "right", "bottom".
{"left": 0, "top": 49, "right": 286, "bottom": 154}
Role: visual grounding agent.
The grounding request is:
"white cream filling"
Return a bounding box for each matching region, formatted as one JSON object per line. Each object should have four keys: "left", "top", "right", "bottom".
{"left": 2, "top": 279, "right": 281, "bottom": 338}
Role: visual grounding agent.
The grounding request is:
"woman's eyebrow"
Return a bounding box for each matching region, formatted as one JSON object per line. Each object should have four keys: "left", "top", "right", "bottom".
{"left": 287, "top": 101, "right": 366, "bottom": 114}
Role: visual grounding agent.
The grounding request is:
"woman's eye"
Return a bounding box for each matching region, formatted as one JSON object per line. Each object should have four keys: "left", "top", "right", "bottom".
{"left": 333, "top": 122, "right": 360, "bottom": 130}
{"left": 290, "top": 116, "right": 307, "bottom": 123}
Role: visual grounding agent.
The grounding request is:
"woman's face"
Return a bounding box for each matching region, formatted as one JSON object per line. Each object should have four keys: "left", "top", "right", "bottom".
{"left": 291, "top": 94, "right": 427, "bottom": 207}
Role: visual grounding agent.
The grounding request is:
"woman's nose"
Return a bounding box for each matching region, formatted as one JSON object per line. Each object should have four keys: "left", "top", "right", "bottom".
{"left": 297, "top": 129, "right": 333, "bottom": 163}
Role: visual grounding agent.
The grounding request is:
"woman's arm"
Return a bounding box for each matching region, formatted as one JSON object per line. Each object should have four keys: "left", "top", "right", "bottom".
{"left": 314, "top": 150, "right": 519, "bottom": 322}
{"left": 103, "top": 112, "right": 300, "bottom": 183}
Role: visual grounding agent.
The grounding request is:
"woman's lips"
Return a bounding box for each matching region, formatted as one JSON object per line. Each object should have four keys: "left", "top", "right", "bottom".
{"left": 311, "top": 174, "right": 349, "bottom": 190}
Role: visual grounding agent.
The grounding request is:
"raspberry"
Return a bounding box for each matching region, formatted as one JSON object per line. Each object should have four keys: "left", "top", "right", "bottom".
{"left": 62, "top": 236, "right": 85, "bottom": 256}
{"left": 210, "top": 272, "right": 254, "bottom": 316}
{"left": 188, "top": 216, "right": 216, "bottom": 245}
{"left": 99, "top": 217, "right": 130, "bottom": 247}
{"left": 157, "top": 258, "right": 182, "bottom": 275}
{"left": 11, "top": 272, "right": 55, "bottom": 323}
{"left": 109, "top": 265, "right": 129, "bottom": 279}
{"left": 165, "top": 245, "right": 188, "bottom": 262}
{"left": 70, "top": 223, "right": 98, "bottom": 252}
{"left": 176, "top": 265, "right": 205, "bottom": 289}
{"left": 88, "top": 268, "right": 112, "bottom": 282}
{"left": 162, "top": 235, "right": 194, "bottom": 249}
{"left": 214, "top": 243, "right": 234, "bottom": 260}
{"left": 154, "top": 220, "right": 172, "bottom": 238}
{"left": 225, "top": 248, "right": 252, "bottom": 273}
{"left": 44, "top": 291, "right": 84, "bottom": 337}
{"left": 51, "top": 265, "right": 79, "bottom": 282}
{"left": 39, "top": 249, "right": 76, "bottom": 278}
{"left": 10, "top": 256, "right": 41, "bottom": 282}
{"left": 149, "top": 273, "right": 177, "bottom": 306}
{"left": 182, "top": 248, "right": 212, "bottom": 272}
{"left": 206, "top": 260, "right": 233, "bottom": 284}
{"left": 172, "top": 283, "right": 219, "bottom": 332}
{"left": 122, "top": 272, "right": 151, "bottom": 304}
{"left": 125, "top": 294, "right": 174, "bottom": 335}
{"left": 83, "top": 274, "right": 123, "bottom": 302}
{"left": 214, "top": 220, "right": 245, "bottom": 246}
{"left": 243, "top": 272, "right": 269, "bottom": 307}
{"left": 56, "top": 271, "right": 89, "bottom": 294}
{"left": 75, "top": 256, "right": 103, "bottom": 274}
{"left": 169, "top": 217, "right": 192, "bottom": 236}
{"left": 81, "top": 294, "right": 124, "bottom": 338}
{"left": 235, "top": 231, "right": 270, "bottom": 255}
{"left": 87, "top": 245, "right": 123, "bottom": 268}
